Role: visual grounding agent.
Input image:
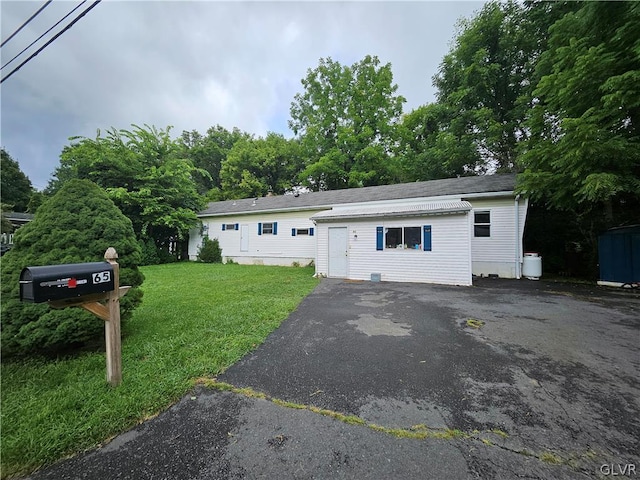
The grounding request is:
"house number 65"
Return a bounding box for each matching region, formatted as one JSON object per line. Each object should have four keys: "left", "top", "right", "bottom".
{"left": 92, "top": 271, "right": 111, "bottom": 284}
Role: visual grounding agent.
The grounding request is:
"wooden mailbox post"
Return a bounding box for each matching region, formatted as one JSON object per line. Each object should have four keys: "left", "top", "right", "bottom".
{"left": 20, "top": 248, "right": 130, "bottom": 386}
{"left": 77, "top": 248, "right": 130, "bottom": 386}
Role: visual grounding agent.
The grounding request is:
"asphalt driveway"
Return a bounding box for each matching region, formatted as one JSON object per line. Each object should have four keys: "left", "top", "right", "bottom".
{"left": 28, "top": 278, "right": 640, "bottom": 479}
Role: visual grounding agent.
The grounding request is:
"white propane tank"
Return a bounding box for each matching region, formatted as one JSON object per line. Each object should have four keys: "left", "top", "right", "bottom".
{"left": 522, "top": 252, "right": 542, "bottom": 280}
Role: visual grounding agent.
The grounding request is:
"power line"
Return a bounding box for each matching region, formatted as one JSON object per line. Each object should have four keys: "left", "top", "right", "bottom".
{"left": 2, "top": 1, "right": 88, "bottom": 71}
{"left": 1, "top": 1, "right": 101, "bottom": 84}
{"left": 1, "top": 0, "right": 54, "bottom": 48}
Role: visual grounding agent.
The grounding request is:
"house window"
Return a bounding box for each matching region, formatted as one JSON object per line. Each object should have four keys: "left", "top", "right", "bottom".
{"left": 377, "top": 225, "right": 431, "bottom": 251}
{"left": 385, "top": 227, "right": 422, "bottom": 249}
{"left": 222, "top": 223, "right": 238, "bottom": 231}
{"left": 474, "top": 211, "right": 491, "bottom": 237}
{"left": 258, "top": 222, "right": 278, "bottom": 235}
{"left": 292, "top": 228, "right": 314, "bottom": 236}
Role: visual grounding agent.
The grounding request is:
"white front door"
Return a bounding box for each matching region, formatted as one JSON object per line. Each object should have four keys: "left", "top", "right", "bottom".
{"left": 328, "top": 227, "right": 348, "bottom": 278}
{"left": 240, "top": 224, "right": 249, "bottom": 252}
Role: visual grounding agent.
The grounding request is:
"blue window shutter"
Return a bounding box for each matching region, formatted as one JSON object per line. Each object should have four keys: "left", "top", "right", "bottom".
{"left": 310, "top": 228, "right": 315, "bottom": 236}
{"left": 258, "top": 223, "right": 262, "bottom": 235}
{"left": 222, "top": 224, "right": 226, "bottom": 231}
{"left": 423, "top": 225, "right": 432, "bottom": 251}
{"left": 376, "top": 226, "right": 383, "bottom": 251}
{"left": 291, "top": 228, "right": 296, "bottom": 236}
{"left": 273, "top": 222, "right": 278, "bottom": 235}
{"left": 235, "top": 223, "right": 239, "bottom": 230}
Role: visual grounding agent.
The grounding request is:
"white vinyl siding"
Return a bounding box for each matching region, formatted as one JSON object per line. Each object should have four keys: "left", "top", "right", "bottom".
{"left": 189, "top": 187, "right": 527, "bottom": 282}
{"left": 315, "top": 225, "right": 329, "bottom": 275}
{"left": 470, "top": 198, "right": 528, "bottom": 278}
{"left": 189, "top": 210, "right": 323, "bottom": 265}
{"left": 315, "top": 213, "right": 472, "bottom": 286}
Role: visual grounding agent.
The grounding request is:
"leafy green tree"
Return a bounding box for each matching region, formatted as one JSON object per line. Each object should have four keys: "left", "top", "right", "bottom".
{"left": 516, "top": 2, "right": 640, "bottom": 277}
{"left": 26, "top": 191, "right": 45, "bottom": 214}
{"left": 47, "top": 125, "right": 207, "bottom": 261}
{"left": 518, "top": 2, "right": 640, "bottom": 218}
{"left": 0, "top": 179, "right": 144, "bottom": 357}
{"left": 220, "top": 133, "right": 303, "bottom": 199}
{"left": 433, "top": 1, "right": 577, "bottom": 172}
{"left": 289, "top": 55, "right": 405, "bottom": 190}
{"left": 398, "top": 103, "right": 482, "bottom": 181}
{"left": 1, "top": 149, "right": 34, "bottom": 212}
{"left": 178, "top": 125, "right": 250, "bottom": 195}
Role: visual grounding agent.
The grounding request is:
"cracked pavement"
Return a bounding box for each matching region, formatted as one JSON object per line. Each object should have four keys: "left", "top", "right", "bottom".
{"left": 27, "top": 278, "right": 640, "bottom": 479}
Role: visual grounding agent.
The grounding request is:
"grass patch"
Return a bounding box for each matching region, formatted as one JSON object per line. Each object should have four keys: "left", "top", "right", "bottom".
{"left": 204, "top": 380, "right": 472, "bottom": 441}
{"left": 539, "top": 451, "right": 563, "bottom": 464}
{"left": 1, "top": 263, "right": 318, "bottom": 479}
{"left": 490, "top": 428, "right": 509, "bottom": 438}
{"left": 466, "top": 318, "right": 485, "bottom": 329}
{"left": 272, "top": 398, "right": 307, "bottom": 410}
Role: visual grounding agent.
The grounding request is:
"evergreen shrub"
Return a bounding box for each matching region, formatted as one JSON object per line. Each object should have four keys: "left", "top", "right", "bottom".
{"left": 197, "top": 237, "right": 222, "bottom": 263}
{"left": 0, "top": 180, "right": 144, "bottom": 357}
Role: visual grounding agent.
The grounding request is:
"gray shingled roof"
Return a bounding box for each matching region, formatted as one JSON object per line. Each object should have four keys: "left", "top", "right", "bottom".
{"left": 5, "top": 212, "right": 34, "bottom": 222}
{"left": 198, "top": 174, "right": 516, "bottom": 217}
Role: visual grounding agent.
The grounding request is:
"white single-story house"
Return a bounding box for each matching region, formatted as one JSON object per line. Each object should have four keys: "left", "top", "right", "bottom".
{"left": 188, "top": 174, "right": 528, "bottom": 286}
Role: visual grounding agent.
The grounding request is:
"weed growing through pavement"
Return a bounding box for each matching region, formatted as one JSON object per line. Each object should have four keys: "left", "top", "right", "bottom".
{"left": 466, "top": 318, "right": 485, "bottom": 329}
{"left": 540, "top": 452, "right": 563, "bottom": 464}
{"left": 200, "top": 379, "right": 481, "bottom": 441}
{"left": 198, "top": 378, "right": 600, "bottom": 472}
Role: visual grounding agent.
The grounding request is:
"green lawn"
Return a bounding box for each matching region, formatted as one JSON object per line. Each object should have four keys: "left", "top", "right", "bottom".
{"left": 0, "top": 262, "right": 319, "bottom": 478}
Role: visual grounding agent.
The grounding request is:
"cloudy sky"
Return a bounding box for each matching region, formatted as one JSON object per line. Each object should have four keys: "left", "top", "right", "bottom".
{"left": 1, "top": 1, "right": 483, "bottom": 190}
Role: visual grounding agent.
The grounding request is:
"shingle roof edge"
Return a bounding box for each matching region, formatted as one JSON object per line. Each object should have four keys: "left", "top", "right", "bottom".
{"left": 198, "top": 173, "right": 517, "bottom": 217}
{"left": 311, "top": 201, "right": 473, "bottom": 222}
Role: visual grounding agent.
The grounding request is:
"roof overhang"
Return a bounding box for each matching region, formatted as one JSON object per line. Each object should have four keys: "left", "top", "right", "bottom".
{"left": 461, "top": 191, "right": 515, "bottom": 200}
{"left": 311, "top": 201, "right": 473, "bottom": 223}
{"left": 196, "top": 205, "right": 325, "bottom": 218}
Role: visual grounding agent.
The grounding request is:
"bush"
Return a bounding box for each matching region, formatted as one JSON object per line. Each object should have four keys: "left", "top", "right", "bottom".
{"left": 0, "top": 179, "right": 144, "bottom": 357}
{"left": 156, "top": 245, "right": 178, "bottom": 264}
{"left": 139, "top": 237, "right": 180, "bottom": 265}
{"left": 197, "top": 237, "right": 222, "bottom": 263}
{"left": 139, "top": 236, "right": 161, "bottom": 265}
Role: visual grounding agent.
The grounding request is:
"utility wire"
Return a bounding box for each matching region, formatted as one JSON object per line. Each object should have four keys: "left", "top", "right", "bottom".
{"left": 1, "top": 0, "right": 101, "bottom": 84}
{"left": 1, "top": 0, "right": 53, "bottom": 48}
{"left": 2, "top": 1, "right": 87, "bottom": 71}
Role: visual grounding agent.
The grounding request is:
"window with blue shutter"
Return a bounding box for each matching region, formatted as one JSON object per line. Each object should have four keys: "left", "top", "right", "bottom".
{"left": 259, "top": 222, "right": 277, "bottom": 235}
{"left": 376, "top": 226, "right": 383, "bottom": 251}
{"left": 423, "top": 225, "right": 432, "bottom": 251}
{"left": 292, "top": 227, "right": 314, "bottom": 236}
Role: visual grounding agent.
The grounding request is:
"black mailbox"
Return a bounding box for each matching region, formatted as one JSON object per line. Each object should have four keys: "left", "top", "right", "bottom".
{"left": 20, "top": 262, "right": 115, "bottom": 303}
